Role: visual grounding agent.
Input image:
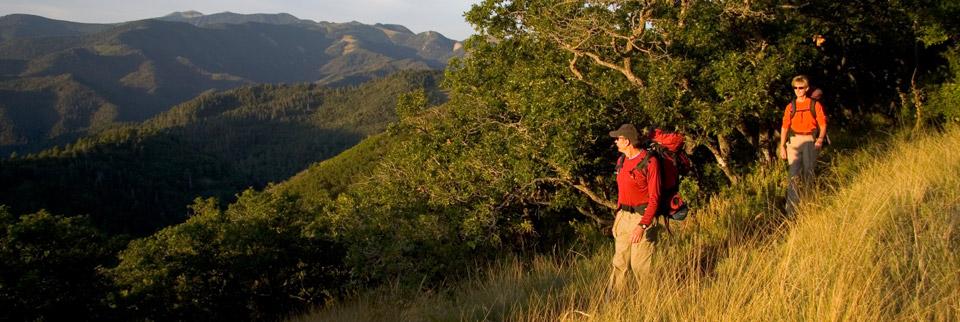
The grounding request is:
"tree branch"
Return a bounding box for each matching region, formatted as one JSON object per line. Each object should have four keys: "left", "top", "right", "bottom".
{"left": 568, "top": 53, "right": 584, "bottom": 81}
{"left": 572, "top": 180, "right": 617, "bottom": 210}
{"left": 577, "top": 206, "right": 612, "bottom": 226}
{"left": 702, "top": 138, "right": 740, "bottom": 184}
{"left": 580, "top": 51, "right": 645, "bottom": 87}
{"left": 534, "top": 177, "right": 617, "bottom": 210}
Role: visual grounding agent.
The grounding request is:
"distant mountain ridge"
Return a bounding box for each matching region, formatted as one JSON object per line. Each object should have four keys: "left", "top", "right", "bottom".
{"left": 0, "top": 12, "right": 464, "bottom": 155}
{"left": 158, "top": 11, "right": 307, "bottom": 26}
{"left": 0, "top": 14, "right": 113, "bottom": 41}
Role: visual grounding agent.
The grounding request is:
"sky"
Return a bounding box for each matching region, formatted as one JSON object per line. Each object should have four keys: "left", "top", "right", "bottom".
{"left": 1, "top": 0, "right": 480, "bottom": 40}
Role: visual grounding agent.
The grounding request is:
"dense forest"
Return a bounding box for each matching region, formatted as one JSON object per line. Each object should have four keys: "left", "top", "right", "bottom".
{"left": 2, "top": 1, "right": 959, "bottom": 320}
{"left": 0, "top": 70, "right": 443, "bottom": 236}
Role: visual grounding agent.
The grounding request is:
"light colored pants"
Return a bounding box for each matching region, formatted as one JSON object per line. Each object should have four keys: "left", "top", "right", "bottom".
{"left": 607, "top": 210, "right": 661, "bottom": 294}
{"left": 786, "top": 134, "right": 818, "bottom": 214}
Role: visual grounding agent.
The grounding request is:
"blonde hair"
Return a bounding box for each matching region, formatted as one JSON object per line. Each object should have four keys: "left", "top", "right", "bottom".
{"left": 792, "top": 75, "right": 810, "bottom": 87}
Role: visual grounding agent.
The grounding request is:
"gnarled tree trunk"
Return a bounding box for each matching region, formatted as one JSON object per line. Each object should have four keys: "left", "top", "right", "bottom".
{"left": 703, "top": 136, "right": 740, "bottom": 184}
{"left": 758, "top": 128, "right": 775, "bottom": 164}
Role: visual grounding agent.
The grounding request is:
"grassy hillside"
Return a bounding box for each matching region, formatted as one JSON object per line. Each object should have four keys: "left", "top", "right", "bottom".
{"left": 306, "top": 127, "right": 960, "bottom": 321}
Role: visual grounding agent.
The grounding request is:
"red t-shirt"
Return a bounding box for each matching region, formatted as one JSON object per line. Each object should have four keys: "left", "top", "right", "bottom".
{"left": 617, "top": 150, "right": 661, "bottom": 226}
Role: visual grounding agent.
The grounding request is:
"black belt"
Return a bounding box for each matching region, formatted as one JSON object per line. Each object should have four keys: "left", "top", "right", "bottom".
{"left": 620, "top": 204, "right": 648, "bottom": 213}
{"left": 792, "top": 131, "right": 814, "bottom": 135}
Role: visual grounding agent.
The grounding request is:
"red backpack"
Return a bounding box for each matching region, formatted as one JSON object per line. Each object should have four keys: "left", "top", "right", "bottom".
{"left": 616, "top": 129, "right": 692, "bottom": 220}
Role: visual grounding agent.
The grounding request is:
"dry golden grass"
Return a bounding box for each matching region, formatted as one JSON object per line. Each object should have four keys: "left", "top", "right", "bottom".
{"left": 301, "top": 128, "right": 960, "bottom": 321}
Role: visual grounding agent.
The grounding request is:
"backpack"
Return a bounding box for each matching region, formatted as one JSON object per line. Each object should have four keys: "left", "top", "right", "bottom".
{"left": 615, "top": 129, "right": 692, "bottom": 221}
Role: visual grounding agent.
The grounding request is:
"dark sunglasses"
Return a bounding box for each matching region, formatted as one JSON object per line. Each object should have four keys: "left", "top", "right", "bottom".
{"left": 793, "top": 86, "right": 807, "bottom": 89}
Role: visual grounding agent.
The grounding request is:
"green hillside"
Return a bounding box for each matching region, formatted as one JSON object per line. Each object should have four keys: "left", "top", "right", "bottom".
{"left": 0, "top": 70, "right": 443, "bottom": 235}
{"left": 0, "top": 74, "right": 118, "bottom": 155}
{"left": 2, "top": 1, "right": 959, "bottom": 321}
{"left": 270, "top": 132, "right": 395, "bottom": 207}
{"left": 0, "top": 13, "right": 461, "bottom": 155}
{"left": 308, "top": 127, "right": 960, "bottom": 321}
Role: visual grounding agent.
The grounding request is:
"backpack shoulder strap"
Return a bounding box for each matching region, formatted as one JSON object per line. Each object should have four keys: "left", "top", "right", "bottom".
{"left": 622, "top": 149, "right": 660, "bottom": 181}
{"left": 636, "top": 149, "right": 657, "bottom": 174}
{"left": 810, "top": 98, "right": 818, "bottom": 120}
{"left": 791, "top": 98, "right": 819, "bottom": 120}
{"left": 637, "top": 154, "right": 650, "bottom": 173}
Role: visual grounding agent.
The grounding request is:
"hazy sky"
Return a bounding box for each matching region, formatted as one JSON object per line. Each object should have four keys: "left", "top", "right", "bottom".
{"left": 1, "top": 0, "right": 480, "bottom": 40}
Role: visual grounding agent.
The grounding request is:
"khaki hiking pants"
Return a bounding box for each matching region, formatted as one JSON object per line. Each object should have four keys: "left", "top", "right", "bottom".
{"left": 786, "top": 134, "right": 818, "bottom": 214}
{"left": 607, "top": 209, "right": 662, "bottom": 294}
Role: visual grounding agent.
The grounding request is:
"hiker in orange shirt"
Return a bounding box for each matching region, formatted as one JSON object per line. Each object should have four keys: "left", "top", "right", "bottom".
{"left": 778, "top": 75, "right": 827, "bottom": 214}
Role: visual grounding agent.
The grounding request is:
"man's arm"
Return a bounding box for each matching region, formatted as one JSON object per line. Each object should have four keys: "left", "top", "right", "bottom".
{"left": 779, "top": 106, "right": 791, "bottom": 159}
{"left": 640, "top": 156, "right": 660, "bottom": 226}
{"left": 631, "top": 156, "right": 660, "bottom": 243}
{"left": 815, "top": 101, "right": 828, "bottom": 149}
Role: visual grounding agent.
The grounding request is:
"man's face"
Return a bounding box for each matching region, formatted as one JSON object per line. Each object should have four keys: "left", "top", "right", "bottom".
{"left": 793, "top": 83, "right": 808, "bottom": 99}
{"left": 615, "top": 136, "right": 630, "bottom": 153}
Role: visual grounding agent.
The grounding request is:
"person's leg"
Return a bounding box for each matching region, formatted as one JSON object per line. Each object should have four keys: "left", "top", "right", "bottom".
{"left": 800, "top": 137, "right": 818, "bottom": 184}
{"left": 607, "top": 210, "right": 632, "bottom": 294}
{"left": 786, "top": 136, "right": 803, "bottom": 214}
{"left": 629, "top": 220, "right": 659, "bottom": 286}
{"left": 795, "top": 135, "right": 817, "bottom": 202}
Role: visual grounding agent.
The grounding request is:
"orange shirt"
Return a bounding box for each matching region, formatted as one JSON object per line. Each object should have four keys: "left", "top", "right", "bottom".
{"left": 781, "top": 99, "right": 826, "bottom": 134}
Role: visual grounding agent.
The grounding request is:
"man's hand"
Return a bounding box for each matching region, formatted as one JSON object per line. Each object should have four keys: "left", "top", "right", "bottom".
{"left": 630, "top": 225, "right": 646, "bottom": 243}
{"left": 778, "top": 146, "right": 788, "bottom": 160}
{"left": 815, "top": 138, "right": 824, "bottom": 150}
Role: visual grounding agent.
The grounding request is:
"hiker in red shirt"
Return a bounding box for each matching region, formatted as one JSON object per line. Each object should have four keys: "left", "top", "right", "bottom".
{"left": 606, "top": 124, "right": 663, "bottom": 294}
{"left": 778, "top": 75, "right": 827, "bottom": 214}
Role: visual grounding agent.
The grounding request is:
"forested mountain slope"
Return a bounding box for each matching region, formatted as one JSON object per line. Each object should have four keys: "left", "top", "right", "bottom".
{"left": 0, "top": 70, "right": 443, "bottom": 235}
{"left": 2, "top": 1, "right": 959, "bottom": 321}
{"left": 0, "top": 74, "right": 118, "bottom": 153}
{"left": 0, "top": 12, "right": 462, "bottom": 155}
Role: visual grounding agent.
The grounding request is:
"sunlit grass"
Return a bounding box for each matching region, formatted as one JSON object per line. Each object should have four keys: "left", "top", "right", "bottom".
{"left": 301, "top": 127, "right": 960, "bottom": 321}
